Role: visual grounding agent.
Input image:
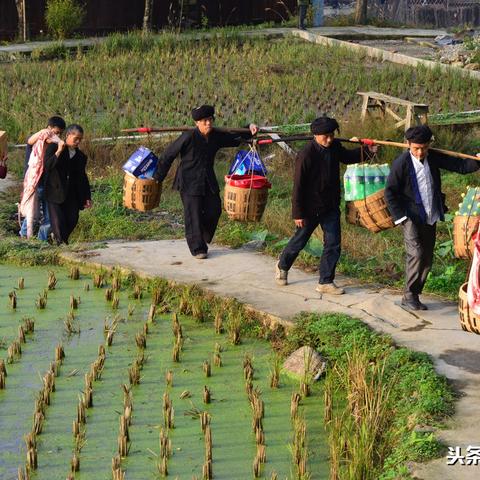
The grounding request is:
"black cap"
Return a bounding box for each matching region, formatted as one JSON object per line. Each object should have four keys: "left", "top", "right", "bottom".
{"left": 310, "top": 117, "right": 339, "bottom": 135}
{"left": 192, "top": 105, "right": 215, "bottom": 121}
{"left": 405, "top": 125, "right": 433, "bottom": 144}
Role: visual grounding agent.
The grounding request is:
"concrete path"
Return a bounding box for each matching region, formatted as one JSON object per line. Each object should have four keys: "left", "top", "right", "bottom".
{"left": 0, "top": 173, "right": 17, "bottom": 194}
{"left": 0, "top": 37, "right": 102, "bottom": 54}
{"left": 0, "top": 26, "right": 447, "bottom": 55}
{"left": 63, "top": 239, "right": 480, "bottom": 480}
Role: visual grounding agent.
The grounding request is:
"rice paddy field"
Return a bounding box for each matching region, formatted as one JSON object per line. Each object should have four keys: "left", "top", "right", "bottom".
{"left": 0, "top": 265, "right": 327, "bottom": 480}
{"left": 0, "top": 32, "right": 479, "bottom": 142}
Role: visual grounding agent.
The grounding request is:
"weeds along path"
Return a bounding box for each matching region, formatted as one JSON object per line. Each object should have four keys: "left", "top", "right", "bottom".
{"left": 63, "top": 239, "right": 480, "bottom": 480}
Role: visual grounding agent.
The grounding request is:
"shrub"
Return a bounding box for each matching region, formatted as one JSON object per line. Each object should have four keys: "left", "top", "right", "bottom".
{"left": 30, "top": 42, "right": 69, "bottom": 61}
{"left": 45, "top": 0, "right": 85, "bottom": 40}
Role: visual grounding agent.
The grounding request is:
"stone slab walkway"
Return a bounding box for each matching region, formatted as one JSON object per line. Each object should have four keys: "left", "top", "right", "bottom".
{"left": 63, "top": 239, "right": 480, "bottom": 480}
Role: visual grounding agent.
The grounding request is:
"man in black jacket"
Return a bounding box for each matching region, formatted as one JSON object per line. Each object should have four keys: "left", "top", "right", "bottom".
{"left": 44, "top": 124, "right": 92, "bottom": 244}
{"left": 154, "top": 105, "right": 258, "bottom": 259}
{"left": 276, "top": 116, "right": 372, "bottom": 295}
{"left": 385, "top": 125, "right": 480, "bottom": 310}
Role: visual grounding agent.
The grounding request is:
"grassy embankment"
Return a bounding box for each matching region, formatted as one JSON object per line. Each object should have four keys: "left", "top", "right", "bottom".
{"left": 0, "top": 32, "right": 479, "bottom": 297}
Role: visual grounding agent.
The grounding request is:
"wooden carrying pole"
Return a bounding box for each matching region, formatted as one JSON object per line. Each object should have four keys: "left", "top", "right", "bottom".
{"left": 256, "top": 136, "right": 480, "bottom": 162}
{"left": 359, "top": 138, "right": 480, "bottom": 162}
{"left": 121, "top": 127, "right": 283, "bottom": 135}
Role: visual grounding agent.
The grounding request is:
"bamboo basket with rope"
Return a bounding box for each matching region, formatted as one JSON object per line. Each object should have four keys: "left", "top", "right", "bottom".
{"left": 346, "top": 149, "right": 394, "bottom": 233}
{"left": 223, "top": 145, "right": 270, "bottom": 222}
{"left": 458, "top": 282, "right": 480, "bottom": 335}
{"left": 123, "top": 173, "right": 161, "bottom": 212}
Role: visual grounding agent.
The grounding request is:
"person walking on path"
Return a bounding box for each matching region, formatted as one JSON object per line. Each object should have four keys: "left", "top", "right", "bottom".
{"left": 275, "top": 116, "right": 375, "bottom": 295}
{"left": 43, "top": 124, "right": 92, "bottom": 244}
{"left": 20, "top": 116, "right": 66, "bottom": 240}
{"left": 298, "top": 0, "right": 310, "bottom": 30}
{"left": 20, "top": 127, "right": 63, "bottom": 239}
{"left": 385, "top": 125, "right": 480, "bottom": 311}
{"left": 154, "top": 105, "right": 258, "bottom": 259}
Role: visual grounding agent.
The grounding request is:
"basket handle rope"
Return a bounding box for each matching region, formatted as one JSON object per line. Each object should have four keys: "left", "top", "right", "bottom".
{"left": 462, "top": 188, "right": 479, "bottom": 260}
{"left": 359, "top": 147, "right": 383, "bottom": 232}
{"left": 244, "top": 143, "right": 261, "bottom": 218}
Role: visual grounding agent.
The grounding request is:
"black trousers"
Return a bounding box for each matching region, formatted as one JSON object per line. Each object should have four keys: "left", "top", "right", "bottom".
{"left": 180, "top": 191, "right": 222, "bottom": 256}
{"left": 402, "top": 220, "right": 436, "bottom": 298}
{"left": 48, "top": 200, "right": 80, "bottom": 245}
{"left": 278, "top": 209, "right": 341, "bottom": 284}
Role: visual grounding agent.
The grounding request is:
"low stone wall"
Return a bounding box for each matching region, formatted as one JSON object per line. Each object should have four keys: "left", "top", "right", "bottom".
{"left": 293, "top": 29, "right": 480, "bottom": 81}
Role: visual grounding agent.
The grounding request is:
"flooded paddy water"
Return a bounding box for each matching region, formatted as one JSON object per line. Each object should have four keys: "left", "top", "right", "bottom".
{"left": 0, "top": 265, "right": 327, "bottom": 479}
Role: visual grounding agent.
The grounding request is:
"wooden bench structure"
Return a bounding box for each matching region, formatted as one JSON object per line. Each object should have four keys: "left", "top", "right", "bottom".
{"left": 357, "top": 91, "right": 429, "bottom": 130}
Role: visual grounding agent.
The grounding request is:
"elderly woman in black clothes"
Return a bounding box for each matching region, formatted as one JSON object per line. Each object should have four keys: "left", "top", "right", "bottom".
{"left": 43, "top": 124, "right": 92, "bottom": 244}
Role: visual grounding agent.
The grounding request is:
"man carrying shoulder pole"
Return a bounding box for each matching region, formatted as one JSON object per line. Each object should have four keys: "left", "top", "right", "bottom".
{"left": 154, "top": 105, "right": 258, "bottom": 259}
{"left": 385, "top": 125, "right": 480, "bottom": 310}
{"left": 275, "top": 116, "right": 375, "bottom": 294}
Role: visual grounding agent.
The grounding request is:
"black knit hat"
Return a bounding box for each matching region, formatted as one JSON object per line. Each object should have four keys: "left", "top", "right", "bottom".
{"left": 192, "top": 105, "right": 215, "bottom": 121}
{"left": 310, "top": 117, "right": 339, "bottom": 135}
{"left": 405, "top": 125, "right": 433, "bottom": 144}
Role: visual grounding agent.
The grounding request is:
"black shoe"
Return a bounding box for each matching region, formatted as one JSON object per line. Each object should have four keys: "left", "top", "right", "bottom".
{"left": 417, "top": 300, "right": 428, "bottom": 311}
{"left": 401, "top": 297, "right": 428, "bottom": 311}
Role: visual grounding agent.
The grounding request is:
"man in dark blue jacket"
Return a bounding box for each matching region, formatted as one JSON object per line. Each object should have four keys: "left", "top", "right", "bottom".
{"left": 385, "top": 125, "right": 480, "bottom": 310}
{"left": 154, "top": 105, "right": 257, "bottom": 259}
{"left": 275, "top": 116, "right": 373, "bottom": 294}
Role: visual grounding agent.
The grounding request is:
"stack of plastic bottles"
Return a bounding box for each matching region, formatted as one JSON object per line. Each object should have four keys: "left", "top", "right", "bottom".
{"left": 344, "top": 163, "right": 390, "bottom": 201}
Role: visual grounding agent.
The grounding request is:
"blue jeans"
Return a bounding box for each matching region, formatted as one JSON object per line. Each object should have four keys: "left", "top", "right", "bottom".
{"left": 20, "top": 185, "right": 51, "bottom": 241}
{"left": 279, "top": 209, "right": 341, "bottom": 284}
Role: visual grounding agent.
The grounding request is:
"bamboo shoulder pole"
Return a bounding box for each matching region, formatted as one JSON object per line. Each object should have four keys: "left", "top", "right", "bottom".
{"left": 121, "top": 127, "right": 284, "bottom": 134}
{"left": 362, "top": 138, "right": 480, "bottom": 162}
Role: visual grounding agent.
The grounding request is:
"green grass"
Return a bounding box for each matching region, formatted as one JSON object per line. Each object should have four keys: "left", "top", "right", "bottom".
{"left": 285, "top": 312, "right": 454, "bottom": 479}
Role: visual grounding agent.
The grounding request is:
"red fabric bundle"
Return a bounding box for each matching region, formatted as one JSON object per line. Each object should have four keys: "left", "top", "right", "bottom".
{"left": 225, "top": 174, "right": 271, "bottom": 189}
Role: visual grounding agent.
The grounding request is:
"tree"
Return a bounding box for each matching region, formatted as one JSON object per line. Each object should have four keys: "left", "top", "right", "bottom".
{"left": 15, "top": 0, "right": 27, "bottom": 41}
{"left": 355, "top": 0, "right": 368, "bottom": 24}
{"left": 143, "top": 0, "right": 154, "bottom": 33}
{"left": 45, "top": 0, "right": 85, "bottom": 40}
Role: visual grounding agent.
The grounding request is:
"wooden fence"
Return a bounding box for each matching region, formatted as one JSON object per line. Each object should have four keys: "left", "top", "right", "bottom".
{"left": 370, "top": 0, "right": 480, "bottom": 27}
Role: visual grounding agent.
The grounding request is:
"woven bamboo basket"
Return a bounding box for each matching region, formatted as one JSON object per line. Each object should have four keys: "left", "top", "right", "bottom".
{"left": 352, "top": 189, "right": 394, "bottom": 233}
{"left": 458, "top": 282, "right": 480, "bottom": 335}
{"left": 453, "top": 215, "right": 480, "bottom": 259}
{"left": 224, "top": 183, "right": 269, "bottom": 222}
{"left": 345, "top": 201, "right": 366, "bottom": 227}
{"left": 123, "top": 173, "right": 161, "bottom": 212}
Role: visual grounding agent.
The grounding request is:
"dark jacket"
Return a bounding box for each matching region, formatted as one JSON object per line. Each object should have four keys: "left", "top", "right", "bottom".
{"left": 292, "top": 138, "right": 365, "bottom": 219}
{"left": 154, "top": 128, "right": 251, "bottom": 195}
{"left": 385, "top": 150, "right": 479, "bottom": 224}
{"left": 44, "top": 143, "right": 91, "bottom": 208}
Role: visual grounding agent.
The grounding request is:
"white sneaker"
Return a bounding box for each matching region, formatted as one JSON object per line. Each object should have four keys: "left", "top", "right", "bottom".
{"left": 194, "top": 252, "right": 208, "bottom": 259}
{"left": 315, "top": 283, "right": 345, "bottom": 295}
{"left": 275, "top": 262, "right": 288, "bottom": 286}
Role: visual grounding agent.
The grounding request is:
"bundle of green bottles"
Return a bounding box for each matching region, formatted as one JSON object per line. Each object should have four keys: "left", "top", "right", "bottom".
{"left": 344, "top": 163, "right": 391, "bottom": 201}
{"left": 455, "top": 186, "right": 480, "bottom": 216}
